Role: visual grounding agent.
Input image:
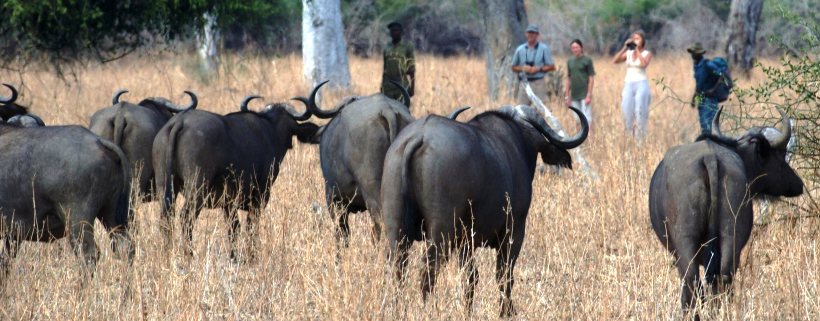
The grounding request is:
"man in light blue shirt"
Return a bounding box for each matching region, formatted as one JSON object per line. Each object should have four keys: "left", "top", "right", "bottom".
{"left": 511, "top": 24, "right": 556, "bottom": 105}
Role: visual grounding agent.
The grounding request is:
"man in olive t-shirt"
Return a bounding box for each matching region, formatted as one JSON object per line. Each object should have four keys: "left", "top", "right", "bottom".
{"left": 564, "top": 39, "right": 596, "bottom": 125}
{"left": 381, "top": 21, "right": 415, "bottom": 107}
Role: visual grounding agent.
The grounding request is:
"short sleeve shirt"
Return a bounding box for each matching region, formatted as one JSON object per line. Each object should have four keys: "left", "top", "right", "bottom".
{"left": 511, "top": 42, "right": 554, "bottom": 80}
{"left": 567, "top": 55, "right": 596, "bottom": 100}
{"left": 382, "top": 41, "right": 415, "bottom": 88}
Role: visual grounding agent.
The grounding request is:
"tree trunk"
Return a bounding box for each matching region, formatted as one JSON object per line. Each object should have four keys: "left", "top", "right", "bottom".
{"left": 478, "top": 0, "right": 527, "bottom": 101}
{"left": 724, "top": 0, "right": 764, "bottom": 75}
{"left": 197, "top": 10, "right": 220, "bottom": 76}
{"left": 302, "top": 0, "right": 351, "bottom": 90}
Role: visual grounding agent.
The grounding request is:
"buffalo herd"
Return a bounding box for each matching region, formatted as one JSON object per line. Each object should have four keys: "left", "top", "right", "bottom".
{"left": 0, "top": 81, "right": 805, "bottom": 317}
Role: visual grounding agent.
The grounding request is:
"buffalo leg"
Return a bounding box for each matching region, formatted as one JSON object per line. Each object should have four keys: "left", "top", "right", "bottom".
{"left": 674, "top": 240, "right": 703, "bottom": 321}
{"left": 496, "top": 238, "right": 522, "bottom": 317}
{"left": 362, "top": 191, "right": 382, "bottom": 242}
{"left": 246, "top": 208, "right": 260, "bottom": 263}
{"left": 703, "top": 241, "right": 721, "bottom": 295}
{"left": 224, "top": 207, "right": 242, "bottom": 262}
{"left": 334, "top": 205, "right": 351, "bottom": 248}
{"left": 389, "top": 237, "right": 411, "bottom": 283}
{"left": 68, "top": 219, "right": 99, "bottom": 275}
{"left": 421, "top": 241, "right": 448, "bottom": 302}
{"left": 99, "top": 195, "right": 134, "bottom": 262}
{"left": 458, "top": 243, "right": 478, "bottom": 314}
{"left": 179, "top": 182, "right": 207, "bottom": 257}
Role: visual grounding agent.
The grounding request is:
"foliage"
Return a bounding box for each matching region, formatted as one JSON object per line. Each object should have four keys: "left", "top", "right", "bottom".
{"left": 734, "top": 8, "right": 819, "bottom": 212}
{"left": 0, "top": 0, "right": 299, "bottom": 66}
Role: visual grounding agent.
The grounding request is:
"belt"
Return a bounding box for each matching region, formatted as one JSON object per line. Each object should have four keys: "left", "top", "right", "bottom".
{"left": 527, "top": 77, "right": 543, "bottom": 81}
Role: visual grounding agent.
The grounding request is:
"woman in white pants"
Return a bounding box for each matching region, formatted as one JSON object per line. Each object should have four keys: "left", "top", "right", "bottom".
{"left": 612, "top": 30, "right": 652, "bottom": 140}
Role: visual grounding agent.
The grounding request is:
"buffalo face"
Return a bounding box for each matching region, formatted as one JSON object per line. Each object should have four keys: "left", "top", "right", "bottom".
{"left": 735, "top": 129, "right": 804, "bottom": 197}
{"left": 500, "top": 105, "right": 588, "bottom": 169}
{"left": 261, "top": 103, "right": 320, "bottom": 148}
{"left": 712, "top": 107, "right": 804, "bottom": 198}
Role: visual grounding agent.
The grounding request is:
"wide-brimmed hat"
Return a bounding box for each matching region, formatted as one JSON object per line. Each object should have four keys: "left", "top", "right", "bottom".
{"left": 526, "top": 24, "right": 539, "bottom": 33}
{"left": 687, "top": 42, "right": 706, "bottom": 55}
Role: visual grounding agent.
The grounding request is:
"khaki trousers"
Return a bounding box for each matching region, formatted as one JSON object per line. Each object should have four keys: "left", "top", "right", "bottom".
{"left": 517, "top": 77, "right": 551, "bottom": 106}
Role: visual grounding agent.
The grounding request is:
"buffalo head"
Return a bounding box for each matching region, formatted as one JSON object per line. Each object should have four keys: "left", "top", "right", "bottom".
{"left": 258, "top": 101, "right": 319, "bottom": 147}
{"left": 498, "top": 105, "right": 589, "bottom": 169}
{"left": 711, "top": 107, "right": 804, "bottom": 197}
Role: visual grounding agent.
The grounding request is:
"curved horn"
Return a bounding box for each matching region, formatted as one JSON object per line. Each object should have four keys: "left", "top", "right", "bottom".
{"left": 0, "top": 84, "right": 18, "bottom": 104}
{"left": 388, "top": 80, "right": 411, "bottom": 108}
{"left": 240, "top": 95, "right": 263, "bottom": 112}
{"left": 183, "top": 90, "right": 198, "bottom": 110}
{"left": 769, "top": 107, "right": 792, "bottom": 149}
{"left": 447, "top": 106, "right": 471, "bottom": 120}
{"left": 710, "top": 106, "right": 735, "bottom": 141}
{"left": 112, "top": 89, "right": 128, "bottom": 105}
{"left": 529, "top": 106, "right": 589, "bottom": 150}
{"left": 286, "top": 97, "right": 312, "bottom": 121}
{"left": 156, "top": 90, "right": 198, "bottom": 113}
{"left": 307, "top": 80, "right": 344, "bottom": 119}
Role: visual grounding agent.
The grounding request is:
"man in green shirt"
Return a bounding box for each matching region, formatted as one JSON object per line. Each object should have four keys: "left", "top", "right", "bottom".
{"left": 381, "top": 22, "right": 415, "bottom": 107}
{"left": 564, "top": 39, "right": 596, "bottom": 125}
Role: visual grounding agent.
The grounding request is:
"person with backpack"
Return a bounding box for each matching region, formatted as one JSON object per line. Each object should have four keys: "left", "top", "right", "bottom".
{"left": 688, "top": 42, "right": 733, "bottom": 135}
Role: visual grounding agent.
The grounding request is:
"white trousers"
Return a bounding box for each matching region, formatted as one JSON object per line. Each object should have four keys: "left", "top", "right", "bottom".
{"left": 570, "top": 100, "right": 592, "bottom": 125}
{"left": 620, "top": 79, "right": 651, "bottom": 138}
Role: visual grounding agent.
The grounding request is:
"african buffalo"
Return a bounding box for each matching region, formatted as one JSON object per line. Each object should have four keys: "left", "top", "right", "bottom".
{"left": 648, "top": 107, "right": 803, "bottom": 320}
{"left": 381, "top": 105, "right": 588, "bottom": 316}
{"left": 0, "top": 84, "right": 45, "bottom": 127}
{"left": 302, "top": 80, "right": 413, "bottom": 243}
{"left": 0, "top": 112, "right": 133, "bottom": 278}
{"left": 153, "top": 96, "right": 318, "bottom": 260}
{"left": 89, "top": 89, "right": 197, "bottom": 199}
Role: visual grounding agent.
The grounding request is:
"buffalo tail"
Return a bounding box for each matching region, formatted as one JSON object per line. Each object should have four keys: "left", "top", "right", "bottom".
{"left": 162, "top": 121, "right": 183, "bottom": 215}
{"left": 399, "top": 137, "right": 423, "bottom": 242}
{"left": 113, "top": 106, "right": 126, "bottom": 146}
{"left": 98, "top": 139, "right": 132, "bottom": 228}
{"left": 703, "top": 154, "right": 720, "bottom": 264}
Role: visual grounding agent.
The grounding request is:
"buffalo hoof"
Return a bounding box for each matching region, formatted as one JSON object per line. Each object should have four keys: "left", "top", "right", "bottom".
{"left": 499, "top": 300, "right": 516, "bottom": 318}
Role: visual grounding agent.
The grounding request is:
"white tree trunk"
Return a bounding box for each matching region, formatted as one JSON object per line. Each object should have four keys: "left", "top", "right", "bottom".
{"left": 725, "top": 0, "right": 764, "bottom": 75}
{"left": 198, "top": 11, "right": 220, "bottom": 75}
{"left": 302, "top": 0, "right": 351, "bottom": 90}
{"left": 523, "top": 79, "right": 599, "bottom": 180}
{"left": 478, "top": 0, "right": 527, "bottom": 101}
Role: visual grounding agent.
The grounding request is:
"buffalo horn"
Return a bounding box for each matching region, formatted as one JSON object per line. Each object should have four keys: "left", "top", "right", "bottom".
{"left": 240, "top": 95, "right": 263, "bottom": 112}
{"left": 769, "top": 107, "right": 792, "bottom": 149}
{"left": 112, "top": 89, "right": 129, "bottom": 105}
{"left": 0, "top": 84, "right": 18, "bottom": 104}
{"left": 447, "top": 106, "right": 471, "bottom": 120}
{"left": 710, "top": 107, "right": 736, "bottom": 141}
{"left": 529, "top": 106, "right": 589, "bottom": 150}
{"left": 182, "top": 91, "right": 198, "bottom": 110}
{"left": 307, "top": 80, "right": 345, "bottom": 119}
{"left": 288, "top": 96, "right": 313, "bottom": 121}
{"left": 388, "top": 80, "right": 411, "bottom": 108}
{"left": 157, "top": 90, "right": 198, "bottom": 112}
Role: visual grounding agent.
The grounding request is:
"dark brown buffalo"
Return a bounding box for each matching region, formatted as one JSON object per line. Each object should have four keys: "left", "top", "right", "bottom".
{"left": 152, "top": 97, "right": 318, "bottom": 260}
{"left": 649, "top": 107, "right": 803, "bottom": 320}
{"left": 0, "top": 84, "right": 45, "bottom": 127}
{"left": 381, "top": 105, "right": 588, "bottom": 316}
{"left": 89, "top": 90, "right": 197, "bottom": 200}
{"left": 300, "top": 80, "right": 413, "bottom": 244}
{"left": 0, "top": 109, "right": 132, "bottom": 279}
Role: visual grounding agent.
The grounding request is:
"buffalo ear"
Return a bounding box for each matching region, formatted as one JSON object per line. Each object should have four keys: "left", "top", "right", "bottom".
{"left": 541, "top": 145, "right": 572, "bottom": 169}
{"left": 295, "top": 122, "right": 320, "bottom": 144}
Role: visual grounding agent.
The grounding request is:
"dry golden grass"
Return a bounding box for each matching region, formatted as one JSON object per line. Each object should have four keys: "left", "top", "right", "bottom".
{"left": 0, "top": 53, "right": 817, "bottom": 320}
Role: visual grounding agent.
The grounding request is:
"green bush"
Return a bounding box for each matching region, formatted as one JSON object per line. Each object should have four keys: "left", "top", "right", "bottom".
{"left": 734, "top": 9, "right": 819, "bottom": 213}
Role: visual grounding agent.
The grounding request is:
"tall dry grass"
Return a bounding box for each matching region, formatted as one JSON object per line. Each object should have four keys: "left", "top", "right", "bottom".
{"left": 0, "top": 53, "right": 817, "bottom": 320}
